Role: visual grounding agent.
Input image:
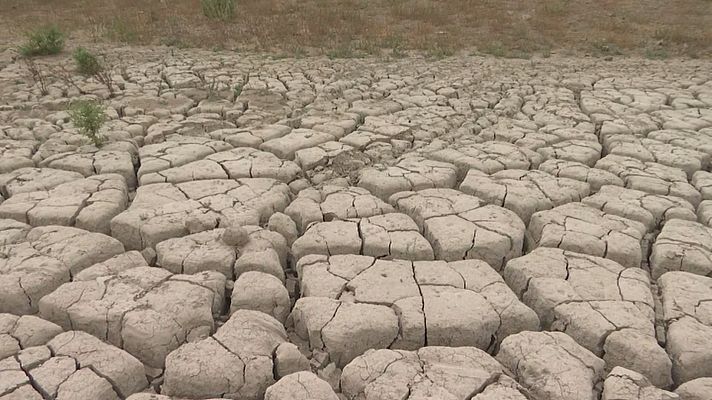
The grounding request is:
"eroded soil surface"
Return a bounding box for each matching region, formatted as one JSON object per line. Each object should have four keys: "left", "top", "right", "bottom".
{"left": 1, "top": 47, "right": 712, "bottom": 400}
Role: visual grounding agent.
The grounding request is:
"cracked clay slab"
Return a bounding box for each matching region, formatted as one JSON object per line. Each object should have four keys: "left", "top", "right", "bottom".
{"left": 292, "top": 254, "right": 539, "bottom": 368}
{"left": 162, "top": 310, "right": 288, "bottom": 400}
{"left": 291, "top": 213, "right": 434, "bottom": 263}
{"left": 341, "top": 346, "right": 528, "bottom": 400}
{"left": 658, "top": 272, "right": 712, "bottom": 385}
{"left": 526, "top": 202, "right": 647, "bottom": 269}
{"left": 504, "top": 247, "right": 671, "bottom": 387}
{"left": 0, "top": 174, "right": 128, "bottom": 235}
{"left": 0, "top": 330, "right": 148, "bottom": 399}
{"left": 496, "top": 331, "right": 606, "bottom": 400}
{"left": 650, "top": 219, "right": 712, "bottom": 279}
{"left": 389, "top": 188, "right": 525, "bottom": 270}
{"left": 110, "top": 178, "right": 290, "bottom": 250}
{"left": 0, "top": 221, "right": 125, "bottom": 315}
{"left": 459, "top": 169, "right": 590, "bottom": 224}
{"left": 38, "top": 266, "right": 226, "bottom": 369}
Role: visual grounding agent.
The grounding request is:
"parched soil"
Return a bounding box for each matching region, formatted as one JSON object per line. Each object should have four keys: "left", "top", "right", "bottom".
{"left": 1, "top": 28, "right": 712, "bottom": 400}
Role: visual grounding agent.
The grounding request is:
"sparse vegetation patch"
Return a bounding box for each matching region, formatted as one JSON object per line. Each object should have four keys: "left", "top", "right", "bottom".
{"left": 3, "top": 0, "right": 710, "bottom": 58}
{"left": 69, "top": 100, "right": 106, "bottom": 147}
{"left": 592, "top": 40, "right": 623, "bottom": 56}
{"left": 19, "top": 25, "right": 64, "bottom": 57}
{"left": 645, "top": 47, "right": 669, "bottom": 60}
{"left": 202, "top": 0, "right": 236, "bottom": 20}
{"left": 73, "top": 47, "right": 116, "bottom": 96}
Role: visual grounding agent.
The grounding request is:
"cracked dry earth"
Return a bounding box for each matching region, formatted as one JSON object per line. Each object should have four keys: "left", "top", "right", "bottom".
{"left": 1, "top": 46, "right": 712, "bottom": 400}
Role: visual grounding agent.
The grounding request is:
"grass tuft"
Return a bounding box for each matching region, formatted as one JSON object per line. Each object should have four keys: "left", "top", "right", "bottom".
{"left": 19, "top": 25, "right": 64, "bottom": 57}
{"left": 74, "top": 47, "right": 103, "bottom": 76}
{"left": 480, "top": 41, "right": 531, "bottom": 59}
{"left": 326, "top": 43, "right": 364, "bottom": 59}
{"left": 591, "top": 40, "right": 623, "bottom": 56}
{"left": 645, "top": 47, "right": 669, "bottom": 60}
{"left": 202, "top": 0, "right": 236, "bottom": 20}
{"left": 426, "top": 43, "right": 454, "bottom": 59}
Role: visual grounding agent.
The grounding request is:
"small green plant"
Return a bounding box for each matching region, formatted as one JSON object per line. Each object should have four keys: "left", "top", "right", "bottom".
{"left": 481, "top": 41, "right": 506, "bottom": 57}
{"left": 73, "top": 47, "right": 115, "bottom": 96}
{"left": 73, "top": 47, "right": 102, "bottom": 76}
{"left": 206, "top": 77, "right": 218, "bottom": 99}
{"left": 426, "top": 43, "right": 454, "bottom": 59}
{"left": 383, "top": 35, "right": 407, "bottom": 59}
{"left": 69, "top": 101, "right": 106, "bottom": 146}
{"left": 479, "top": 41, "right": 532, "bottom": 59}
{"left": 645, "top": 47, "right": 669, "bottom": 60}
{"left": 202, "top": 0, "right": 236, "bottom": 20}
{"left": 592, "top": 40, "right": 623, "bottom": 56}
{"left": 326, "top": 43, "right": 363, "bottom": 59}
{"left": 232, "top": 72, "right": 250, "bottom": 100}
{"left": 19, "top": 25, "right": 65, "bottom": 57}
{"left": 233, "top": 83, "right": 244, "bottom": 99}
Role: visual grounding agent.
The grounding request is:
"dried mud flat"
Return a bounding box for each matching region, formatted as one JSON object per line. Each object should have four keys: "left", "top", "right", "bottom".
{"left": 1, "top": 46, "right": 712, "bottom": 400}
